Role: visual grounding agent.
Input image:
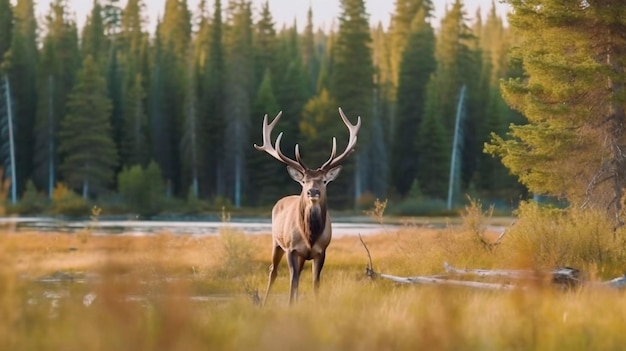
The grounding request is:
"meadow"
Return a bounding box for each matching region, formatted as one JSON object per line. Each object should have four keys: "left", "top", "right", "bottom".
{"left": 2, "top": 201, "right": 626, "bottom": 350}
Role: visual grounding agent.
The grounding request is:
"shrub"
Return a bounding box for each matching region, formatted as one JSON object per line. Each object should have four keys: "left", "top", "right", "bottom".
{"left": 117, "top": 161, "right": 165, "bottom": 217}
{"left": 502, "top": 201, "right": 626, "bottom": 276}
{"left": 7, "top": 180, "right": 49, "bottom": 215}
{"left": 49, "top": 183, "right": 90, "bottom": 216}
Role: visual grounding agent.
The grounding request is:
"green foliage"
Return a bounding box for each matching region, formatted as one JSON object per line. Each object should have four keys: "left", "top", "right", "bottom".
{"left": 392, "top": 6, "right": 436, "bottom": 196}
{"left": 11, "top": 180, "right": 48, "bottom": 214}
{"left": 249, "top": 69, "right": 284, "bottom": 206}
{"left": 117, "top": 161, "right": 165, "bottom": 216}
{"left": 387, "top": 197, "right": 449, "bottom": 216}
{"left": 2, "top": 0, "right": 525, "bottom": 211}
{"left": 58, "top": 55, "right": 118, "bottom": 197}
{"left": 416, "top": 77, "right": 450, "bottom": 199}
{"left": 0, "top": 0, "right": 11, "bottom": 65}
{"left": 490, "top": 0, "right": 626, "bottom": 220}
{"left": 7, "top": 0, "right": 38, "bottom": 196}
{"left": 33, "top": 1, "right": 81, "bottom": 193}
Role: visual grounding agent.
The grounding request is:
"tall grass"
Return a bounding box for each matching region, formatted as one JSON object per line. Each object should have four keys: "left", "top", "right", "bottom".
{"left": 2, "top": 201, "right": 626, "bottom": 350}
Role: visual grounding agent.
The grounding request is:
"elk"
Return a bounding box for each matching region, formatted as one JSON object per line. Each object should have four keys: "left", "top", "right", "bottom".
{"left": 254, "top": 107, "right": 361, "bottom": 305}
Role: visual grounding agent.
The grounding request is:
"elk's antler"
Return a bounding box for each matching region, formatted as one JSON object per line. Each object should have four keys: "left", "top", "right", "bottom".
{"left": 254, "top": 112, "right": 306, "bottom": 173}
{"left": 320, "top": 107, "right": 361, "bottom": 171}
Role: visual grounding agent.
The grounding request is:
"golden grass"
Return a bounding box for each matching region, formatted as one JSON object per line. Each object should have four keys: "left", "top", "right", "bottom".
{"left": 2, "top": 212, "right": 626, "bottom": 350}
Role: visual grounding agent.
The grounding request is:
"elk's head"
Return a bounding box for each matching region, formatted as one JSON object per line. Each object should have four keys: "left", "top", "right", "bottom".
{"left": 254, "top": 108, "right": 361, "bottom": 206}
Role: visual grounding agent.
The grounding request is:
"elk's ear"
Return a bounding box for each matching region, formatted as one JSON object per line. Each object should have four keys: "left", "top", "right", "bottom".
{"left": 323, "top": 166, "right": 342, "bottom": 184}
{"left": 287, "top": 166, "right": 305, "bottom": 183}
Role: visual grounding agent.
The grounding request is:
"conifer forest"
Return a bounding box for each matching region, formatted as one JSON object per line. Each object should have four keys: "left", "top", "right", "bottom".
{"left": 1, "top": 0, "right": 624, "bottom": 216}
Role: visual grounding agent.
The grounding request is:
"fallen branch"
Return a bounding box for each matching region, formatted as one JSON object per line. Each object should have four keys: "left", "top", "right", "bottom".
{"left": 444, "top": 262, "right": 582, "bottom": 288}
{"left": 373, "top": 263, "right": 626, "bottom": 291}
{"left": 443, "top": 262, "right": 537, "bottom": 279}
{"left": 358, "top": 233, "right": 375, "bottom": 279}
{"left": 378, "top": 273, "right": 518, "bottom": 290}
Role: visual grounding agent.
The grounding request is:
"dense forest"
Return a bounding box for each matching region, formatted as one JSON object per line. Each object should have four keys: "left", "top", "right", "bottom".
{"left": 0, "top": 0, "right": 523, "bottom": 215}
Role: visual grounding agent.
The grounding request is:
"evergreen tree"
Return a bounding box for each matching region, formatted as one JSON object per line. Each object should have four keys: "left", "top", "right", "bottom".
{"left": 388, "top": 0, "right": 433, "bottom": 94}
{"left": 120, "top": 0, "right": 151, "bottom": 169}
{"left": 0, "top": 0, "right": 12, "bottom": 64}
{"left": 391, "top": 7, "right": 436, "bottom": 197}
{"left": 81, "top": 1, "right": 107, "bottom": 66}
{"left": 6, "top": 0, "right": 38, "bottom": 196}
{"left": 120, "top": 73, "right": 149, "bottom": 167}
{"left": 253, "top": 1, "right": 277, "bottom": 87}
{"left": 223, "top": 0, "right": 254, "bottom": 207}
{"left": 274, "top": 24, "right": 308, "bottom": 152}
{"left": 32, "top": 0, "right": 80, "bottom": 196}
{"left": 201, "top": 0, "right": 227, "bottom": 198}
{"left": 301, "top": 7, "right": 320, "bottom": 95}
{"left": 300, "top": 89, "right": 340, "bottom": 167}
{"left": 486, "top": 0, "right": 626, "bottom": 222}
{"left": 249, "top": 69, "right": 281, "bottom": 205}
{"left": 330, "top": 0, "right": 374, "bottom": 206}
{"left": 419, "top": 0, "right": 476, "bottom": 200}
{"left": 417, "top": 76, "right": 449, "bottom": 198}
{"left": 154, "top": 0, "right": 191, "bottom": 195}
{"left": 58, "top": 55, "right": 117, "bottom": 198}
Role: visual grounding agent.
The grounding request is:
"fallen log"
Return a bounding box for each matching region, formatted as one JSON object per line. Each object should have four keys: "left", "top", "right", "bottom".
{"left": 377, "top": 273, "right": 518, "bottom": 290}
{"left": 444, "top": 262, "right": 582, "bottom": 288}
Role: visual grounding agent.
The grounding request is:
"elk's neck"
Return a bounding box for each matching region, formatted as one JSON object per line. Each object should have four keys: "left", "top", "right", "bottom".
{"left": 299, "top": 198, "right": 327, "bottom": 248}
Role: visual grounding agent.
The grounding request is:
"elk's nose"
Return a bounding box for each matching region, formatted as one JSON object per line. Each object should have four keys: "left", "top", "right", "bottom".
{"left": 307, "top": 189, "right": 321, "bottom": 199}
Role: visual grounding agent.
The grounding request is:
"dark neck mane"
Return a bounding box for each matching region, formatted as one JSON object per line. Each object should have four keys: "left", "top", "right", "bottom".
{"left": 299, "top": 197, "right": 327, "bottom": 248}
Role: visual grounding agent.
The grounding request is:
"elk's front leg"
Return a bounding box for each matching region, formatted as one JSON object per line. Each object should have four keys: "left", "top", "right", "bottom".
{"left": 312, "top": 251, "right": 326, "bottom": 297}
{"left": 286, "top": 250, "right": 304, "bottom": 305}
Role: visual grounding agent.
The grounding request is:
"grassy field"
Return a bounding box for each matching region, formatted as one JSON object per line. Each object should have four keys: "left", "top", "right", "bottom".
{"left": 2, "top": 203, "right": 626, "bottom": 350}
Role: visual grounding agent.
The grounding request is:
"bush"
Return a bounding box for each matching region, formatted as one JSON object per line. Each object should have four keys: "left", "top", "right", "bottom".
{"left": 502, "top": 201, "right": 626, "bottom": 276}
{"left": 387, "top": 197, "right": 450, "bottom": 216}
{"left": 7, "top": 180, "right": 49, "bottom": 215}
{"left": 49, "top": 183, "right": 90, "bottom": 216}
{"left": 118, "top": 161, "right": 165, "bottom": 217}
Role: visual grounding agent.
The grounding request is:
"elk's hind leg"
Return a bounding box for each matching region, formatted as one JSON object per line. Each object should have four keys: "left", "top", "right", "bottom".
{"left": 263, "top": 245, "right": 284, "bottom": 306}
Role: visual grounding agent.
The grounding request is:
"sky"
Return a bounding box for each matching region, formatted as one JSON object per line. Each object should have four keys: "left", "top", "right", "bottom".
{"left": 31, "top": 0, "right": 510, "bottom": 32}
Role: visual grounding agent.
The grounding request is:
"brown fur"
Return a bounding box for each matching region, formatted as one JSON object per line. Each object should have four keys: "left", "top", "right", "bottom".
{"left": 298, "top": 196, "right": 327, "bottom": 248}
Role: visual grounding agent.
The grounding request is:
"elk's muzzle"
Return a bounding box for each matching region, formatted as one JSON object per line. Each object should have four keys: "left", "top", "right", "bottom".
{"left": 307, "top": 188, "right": 321, "bottom": 201}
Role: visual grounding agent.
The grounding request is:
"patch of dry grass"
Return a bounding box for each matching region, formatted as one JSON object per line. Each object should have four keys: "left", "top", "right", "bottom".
{"left": 2, "top": 205, "right": 626, "bottom": 350}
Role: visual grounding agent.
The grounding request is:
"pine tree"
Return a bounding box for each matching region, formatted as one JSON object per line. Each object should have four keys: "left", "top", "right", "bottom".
{"left": 120, "top": 0, "right": 151, "bottom": 169}
{"left": 81, "top": 1, "right": 107, "bottom": 66}
{"left": 6, "top": 0, "right": 38, "bottom": 196}
{"left": 201, "top": 0, "right": 226, "bottom": 198}
{"left": 120, "top": 73, "right": 149, "bottom": 167}
{"left": 391, "top": 7, "right": 436, "bottom": 197}
{"left": 486, "top": 0, "right": 626, "bottom": 222}
{"left": 330, "top": 0, "right": 374, "bottom": 206}
{"left": 253, "top": 1, "right": 277, "bottom": 86}
{"left": 417, "top": 76, "right": 449, "bottom": 198}
{"left": 223, "top": 0, "right": 254, "bottom": 207}
{"left": 274, "top": 24, "right": 308, "bottom": 152}
{"left": 58, "top": 55, "right": 117, "bottom": 198}
{"left": 0, "top": 0, "right": 12, "bottom": 64}
{"left": 153, "top": 0, "right": 191, "bottom": 195}
{"left": 301, "top": 7, "right": 320, "bottom": 96}
{"left": 32, "top": 0, "right": 80, "bottom": 196}
{"left": 249, "top": 69, "right": 281, "bottom": 206}
{"left": 388, "top": 0, "right": 433, "bottom": 95}
{"left": 300, "top": 89, "right": 339, "bottom": 165}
